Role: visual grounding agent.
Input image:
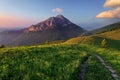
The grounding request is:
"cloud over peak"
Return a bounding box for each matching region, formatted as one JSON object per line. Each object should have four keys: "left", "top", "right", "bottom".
{"left": 52, "top": 8, "right": 63, "bottom": 13}
{"left": 96, "top": 0, "right": 120, "bottom": 19}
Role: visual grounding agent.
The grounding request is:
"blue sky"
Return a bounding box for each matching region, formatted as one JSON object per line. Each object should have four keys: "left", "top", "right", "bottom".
{"left": 0, "top": 0, "right": 120, "bottom": 30}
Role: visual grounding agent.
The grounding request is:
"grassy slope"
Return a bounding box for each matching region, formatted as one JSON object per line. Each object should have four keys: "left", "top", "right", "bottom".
{"left": 64, "top": 37, "right": 84, "bottom": 44}
{"left": 97, "top": 48, "right": 120, "bottom": 76}
{"left": 85, "top": 56, "right": 113, "bottom": 80}
{"left": 0, "top": 44, "right": 89, "bottom": 80}
{"left": 0, "top": 44, "right": 113, "bottom": 80}
{"left": 98, "top": 29, "right": 120, "bottom": 40}
{"left": 64, "top": 29, "right": 120, "bottom": 77}
{"left": 65, "top": 29, "right": 120, "bottom": 50}
{"left": 81, "top": 44, "right": 120, "bottom": 76}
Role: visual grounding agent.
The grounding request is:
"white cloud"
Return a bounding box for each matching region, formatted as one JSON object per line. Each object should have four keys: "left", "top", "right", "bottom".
{"left": 104, "top": 0, "right": 120, "bottom": 7}
{"left": 96, "top": 0, "right": 120, "bottom": 19}
{"left": 52, "top": 8, "right": 63, "bottom": 13}
{"left": 96, "top": 7, "right": 120, "bottom": 18}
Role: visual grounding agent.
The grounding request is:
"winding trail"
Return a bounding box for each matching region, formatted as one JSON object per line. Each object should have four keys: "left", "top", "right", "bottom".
{"left": 79, "top": 57, "right": 89, "bottom": 80}
{"left": 96, "top": 55, "right": 120, "bottom": 80}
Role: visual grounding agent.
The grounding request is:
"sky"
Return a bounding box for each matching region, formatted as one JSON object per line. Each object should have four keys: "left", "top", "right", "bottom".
{"left": 0, "top": 0, "right": 120, "bottom": 30}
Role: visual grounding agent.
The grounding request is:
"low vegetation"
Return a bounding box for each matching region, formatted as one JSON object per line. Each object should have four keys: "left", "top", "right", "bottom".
{"left": 0, "top": 44, "right": 90, "bottom": 80}
{"left": 0, "top": 43, "right": 116, "bottom": 80}
{"left": 85, "top": 56, "right": 113, "bottom": 80}
{"left": 97, "top": 48, "right": 120, "bottom": 76}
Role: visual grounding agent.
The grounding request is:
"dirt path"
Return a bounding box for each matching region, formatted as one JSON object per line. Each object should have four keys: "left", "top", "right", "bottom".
{"left": 96, "top": 55, "right": 120, "bottom": 80}
{"left": 79, "top": 57, "right": 89, "bottom": 80}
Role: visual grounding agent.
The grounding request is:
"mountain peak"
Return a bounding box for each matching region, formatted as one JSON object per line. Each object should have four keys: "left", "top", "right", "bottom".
{"left": 56, "top": 15, "right": 68, "bottom": 21}
{"left": 56, "top": 15, "right": 65, "bottom": 18}
{"left": 24, "top": 15, "right": 81, "bottom": 32}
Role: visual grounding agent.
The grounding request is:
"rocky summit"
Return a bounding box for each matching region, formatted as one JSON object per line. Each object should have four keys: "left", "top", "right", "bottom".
{"left": 24, "top": 15, "right": 83, "bottom": 32}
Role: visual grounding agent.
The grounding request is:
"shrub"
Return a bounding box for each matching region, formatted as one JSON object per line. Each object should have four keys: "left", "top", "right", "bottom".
{"left": 101, "top": 39, "right": 107, "bottom": 48}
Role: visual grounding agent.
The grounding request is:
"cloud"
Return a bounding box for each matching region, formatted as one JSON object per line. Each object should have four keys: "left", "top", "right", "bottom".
{"left": 104, "top": 0, "right": 120, "bottom": 7}
{"left": 96, "top": 0, "right": 120, "bottom": 19}
{"left": 52, "top": 8, "right": 63, "bottom": 13}
{"left": 96, "top": 7, "right": 120, "bottom": 18}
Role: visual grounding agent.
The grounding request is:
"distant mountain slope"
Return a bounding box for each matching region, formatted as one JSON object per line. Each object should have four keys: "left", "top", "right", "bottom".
{"left": 0, "top": 15, "right": 87, "bottom": 46}
{"left": 0, "top": 30, "right": 23, "bottom": 45}
{"left": 91, "top": 22, "right": 120, "bottom": 34}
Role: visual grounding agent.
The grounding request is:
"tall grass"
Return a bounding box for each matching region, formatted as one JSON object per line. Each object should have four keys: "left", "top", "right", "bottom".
{"left": 0, "top": 44, "right": 88, "bottom": 80}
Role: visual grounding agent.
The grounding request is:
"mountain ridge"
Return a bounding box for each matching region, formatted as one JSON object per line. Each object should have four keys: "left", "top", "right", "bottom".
{"left": 24, "top": 15, "right": 84, "bottom": 32}
{"left": 91, "top": 22, "right": 120, "bottom": 34}
{"left": 0, "top": 15, "right": 87, "bottom": 46}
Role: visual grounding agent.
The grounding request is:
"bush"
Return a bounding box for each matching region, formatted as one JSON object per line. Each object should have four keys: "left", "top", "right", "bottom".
{"left": 101, "top": 39, "right": 107, "bottom": 48}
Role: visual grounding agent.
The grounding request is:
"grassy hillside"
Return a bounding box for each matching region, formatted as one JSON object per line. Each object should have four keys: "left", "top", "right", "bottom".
{"left": 0, "top": 44, "right": 114, "bottom": 80}
{"left": 64, "top": 37, "right": 84, "bottom": 44}
{"left": 65, "top": 28, "right": 120, "bottom": 50}
{"left": 98, "top": 29, "right": 120, "bottom": 40}
{"left": 0, "top": 44, "right": 86, "bottom": 80}
{"left": 64, "top": 28, "right": 120, "bottom": 78}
